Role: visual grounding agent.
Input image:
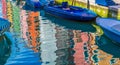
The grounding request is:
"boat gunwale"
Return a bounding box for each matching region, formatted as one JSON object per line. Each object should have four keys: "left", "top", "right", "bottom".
{"left": 96, "top": 18, "right": 120, "bottom": 36}
{"left": 44, "top": 5, "right": 97, "bottom": 18}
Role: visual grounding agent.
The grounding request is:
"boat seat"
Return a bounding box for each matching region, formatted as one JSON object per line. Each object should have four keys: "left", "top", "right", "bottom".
{"left": 62, "top": 2, "right": 68, "bottom": 8}
{"left": 111, "top": 24, "right": 120, "bottom": 33}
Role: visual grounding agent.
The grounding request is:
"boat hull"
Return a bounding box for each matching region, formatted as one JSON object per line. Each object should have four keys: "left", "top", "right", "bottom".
{"left": 102, "top": 26, "right": 120, "bottom": 43}
{"left": 96, "top": 18, "right": 120, "bottom": 44}
{"left": 44, "top": 6, "right": 97, "bottom": 21}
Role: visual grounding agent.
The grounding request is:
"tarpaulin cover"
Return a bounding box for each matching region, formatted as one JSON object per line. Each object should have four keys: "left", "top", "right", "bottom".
{"left": 95, "top": 0, "right": 116, "bottom": 6}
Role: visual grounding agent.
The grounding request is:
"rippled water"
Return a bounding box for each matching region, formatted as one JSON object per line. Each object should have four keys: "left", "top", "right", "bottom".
{"left": 0, "top": 35, "right": 11, "bottom": 65}
{"left": 1, "top": 0, "right": 120, "bottom": 65}
{"left": 39, "top": 11, "right": 120, "bottom": 65}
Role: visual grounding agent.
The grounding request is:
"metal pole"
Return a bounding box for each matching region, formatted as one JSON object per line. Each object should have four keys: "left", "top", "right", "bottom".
{"left": 71, "top": 0, "right": 74, "bottom": 6}
{"left": 87, "top": 0, "right": 90, "bottom": 9}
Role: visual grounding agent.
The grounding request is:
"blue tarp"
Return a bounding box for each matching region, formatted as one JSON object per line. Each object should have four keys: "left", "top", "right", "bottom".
{"left": 95, "top": 0, "right": 116, "bottom": 6}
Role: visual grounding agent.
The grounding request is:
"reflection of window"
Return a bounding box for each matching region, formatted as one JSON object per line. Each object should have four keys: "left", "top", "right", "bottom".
{"left": 36, "top": 38, "right": 40, "bottom": 43}
{"left": 76, "top": 34, "right": 80, "bottom": 38}
{"left": 77, "top": 39, "right": 82, "bottom": 43}
{"left": 27, "top": 22, "right": 31, "bottom": 26}
{"left": 34, "top": 20, "right": 39, "bottom": 22}
{"left": 30, "top": 36, "right": 32, "bottom": 40}
{"left": 26, "top": 32, "right": 29, "bottom": 36}
{"left": 35, "top": 27, "right": 40, "bottom": 30}
{"left": 29, "top": 40, "right": 32, "bottom": 44}
{"left": 34, "top": 17, "right": 39, "bottom": 20}
{"left": 35, "top": 22, "right": 39, "bottom": 26}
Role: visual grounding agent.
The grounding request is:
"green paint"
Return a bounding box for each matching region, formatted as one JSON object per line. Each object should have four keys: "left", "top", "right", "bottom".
{"left": 12, "top": 4, "right": 21, "bottom": 33}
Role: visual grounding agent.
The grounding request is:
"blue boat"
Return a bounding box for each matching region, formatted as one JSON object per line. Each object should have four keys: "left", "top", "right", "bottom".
{"left": 96, "top": 17, "right": 120, "bottom": 43}
{"left": 26, "top": 0, "right": 42, "bottom": 8}
{"left": 0, "top": 18, "right": 11, "bottom": 35}
{"left": 44, "top": 2, "right": 97, "bottom": 21}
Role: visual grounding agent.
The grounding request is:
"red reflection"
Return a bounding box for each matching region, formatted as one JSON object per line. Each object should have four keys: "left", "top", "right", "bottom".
{"left": 73, "top": 30, "right": 89, "bottom": 65}
{"left": 2, "top": 0, "right": 7, "bottom": 18}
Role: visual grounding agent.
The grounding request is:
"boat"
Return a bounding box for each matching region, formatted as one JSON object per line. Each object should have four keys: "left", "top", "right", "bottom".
{"left": 0, "top": 18, "right": 11, "bottom": 35}
{"left": 44, "top": 2, "right": 97, "bottom": 21}
{"left": 96, "top": 17, "right": 120, "bottom": 43}
{"left": 26, "top": 0, "right": 42, "bottom": 8}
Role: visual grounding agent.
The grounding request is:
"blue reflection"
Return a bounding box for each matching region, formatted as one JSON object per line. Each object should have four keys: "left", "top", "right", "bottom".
{"left": 96, "top": 34, "right": 120, "bottom": 58}
{"left": 0, "top": 34, "right": 11, "bottom": 65}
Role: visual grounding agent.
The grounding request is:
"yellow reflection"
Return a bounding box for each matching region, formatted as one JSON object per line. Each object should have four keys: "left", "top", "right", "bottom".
{"left": 92, "top": 24, "right": 104, "bottom": 36}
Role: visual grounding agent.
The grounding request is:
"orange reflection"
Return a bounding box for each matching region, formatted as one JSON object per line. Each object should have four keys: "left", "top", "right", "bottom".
{"left": 88, "top": 33, "right": 112, "bottom": 65}
{"left": 27, "top": 12, "right": 40, "bottom": 52}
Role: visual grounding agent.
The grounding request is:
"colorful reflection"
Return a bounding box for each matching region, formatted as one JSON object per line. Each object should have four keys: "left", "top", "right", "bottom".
{"left": 55, "top": 27, "right": 74, "bottom": 65}
{"left": 20, "top": 9, "right": 28, "bottom": 40}
{"left": 1, "top": 0, "right": 120, "bottom": 65}
{"left": 1, "top": 0, "right": 7, "bottom": 18}
{"left": 27, "top": 11, "right": 40, "bottom": 52}
{"left": 73, "top": 30, "right": 89, "bottom": 65}
{"left": 40, "top": 17, "right": 57, "bottom": 65}
{"left": 39, "top": 13, "right": 120, "bottom": 65}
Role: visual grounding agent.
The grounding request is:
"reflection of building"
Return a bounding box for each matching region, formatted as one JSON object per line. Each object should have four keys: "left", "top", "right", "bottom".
{"left": 20, "top": 10, "right": 28, "bottom": 41}
{"left": 55, "top": 27, "right": 74, "bottom": 65}
{"left": 113, "top": 0, "right": 120, "bottom": 4}
{"left": 0, "top": 0, "right": 3, "bottom": 17}
{"left": 40, "top": 17, "right": 57, "bottom": 65}
{"left": 6, "top": 1, "right": 13, "bottom": 23}
{"left": 27, "top": 12, "right": 40, "bottom": 52}
{"left": 87, "top": 33, "right": 113, "bottom": 65}
{"left": 2, "top": 0, "right": 7, "bottom": 18}
{"left": 0, "top": 0, "right": 3, "bottom": 18}
{"left": 86, "top": 33, "right": 98, "bottom": 65}
{"left": 87, "top": 33, "right": 120, "bottom": 65}
{"left": 73, "top": 30, "right": 89, "bottom": 65}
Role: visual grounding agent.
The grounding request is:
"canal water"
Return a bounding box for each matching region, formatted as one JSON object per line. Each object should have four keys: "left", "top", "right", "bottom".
{"left": 0, "top": 35, "right": 11, "bottom": 65}
{"left": 39, "top": 11, "right": 120, "bottom": 65}
{"left": 1, "top": 0, "right": 120, "bottom": 65}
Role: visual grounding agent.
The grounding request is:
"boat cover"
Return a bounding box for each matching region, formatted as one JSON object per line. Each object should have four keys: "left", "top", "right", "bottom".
{"left": 111, "top": 24, "right": 120, "bottom": 33}
{"left": 95, "top": 0, "right": 116, "bottom": 6}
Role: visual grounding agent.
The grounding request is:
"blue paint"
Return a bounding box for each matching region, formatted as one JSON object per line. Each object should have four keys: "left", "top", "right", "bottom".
{"left": 44, "top": 2, "right": 97, "bottom": 21}
{"left": 95, "top": 0, "right": 116, "bottom": 6}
